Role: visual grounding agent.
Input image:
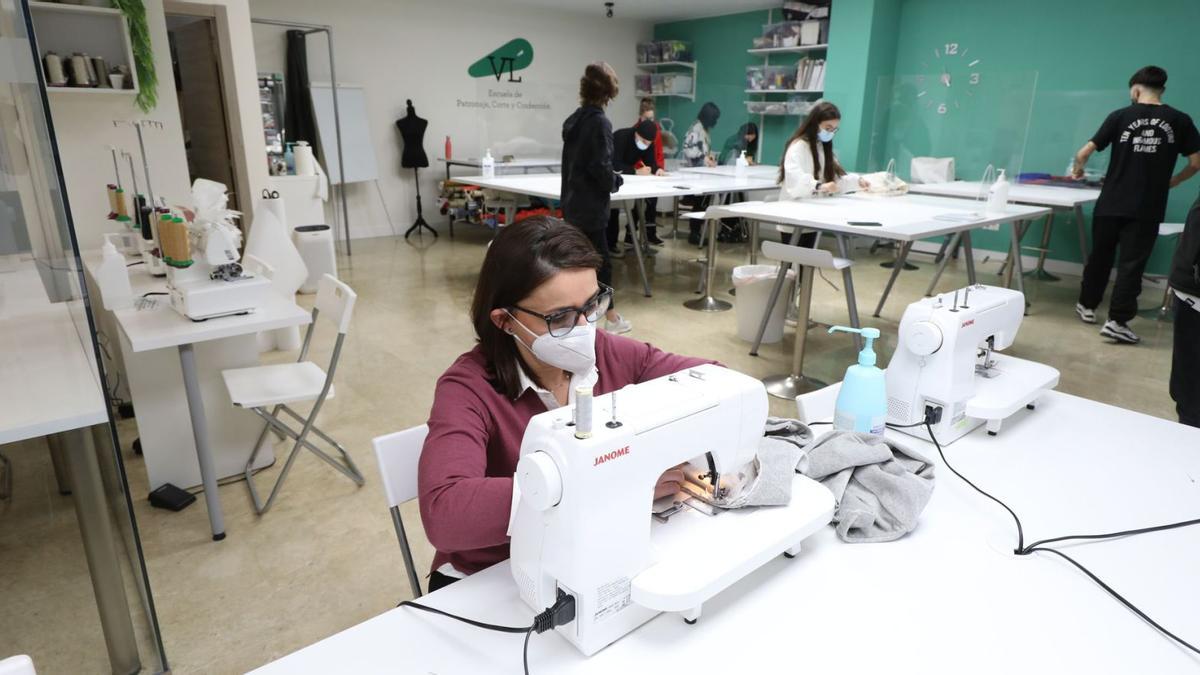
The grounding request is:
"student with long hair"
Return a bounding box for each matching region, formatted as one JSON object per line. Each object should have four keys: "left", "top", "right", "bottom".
{"left": 777, "top": 101, "right": 864, "bottom": 245}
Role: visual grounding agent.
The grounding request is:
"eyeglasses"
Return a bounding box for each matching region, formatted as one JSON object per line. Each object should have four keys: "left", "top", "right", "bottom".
{"left": 511, "top": 284, "right": 613, "bottom": 338}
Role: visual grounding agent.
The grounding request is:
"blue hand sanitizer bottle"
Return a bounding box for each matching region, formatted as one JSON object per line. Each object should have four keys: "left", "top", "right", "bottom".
{"left": 828, "top": 326, "right": 887, "bottom": 436}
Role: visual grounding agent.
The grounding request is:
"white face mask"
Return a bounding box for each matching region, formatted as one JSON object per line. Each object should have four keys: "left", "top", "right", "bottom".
{"left": 508, "top": 313, "right": 597, "bottom": 374}
{"left": 636, "top": 137, "right": 651, "bottom": 151}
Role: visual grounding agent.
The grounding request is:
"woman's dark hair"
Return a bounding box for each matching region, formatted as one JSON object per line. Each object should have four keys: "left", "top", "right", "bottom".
{"left": 1129, "top": 65, "right": 1167, "bottom": 91}
{"left": 697, "top": 102, "right": 721, "bottom": 130}
{"left": 580, "top": 62, "right": 619, "bottom": 107}
{"left": 471, "top": 215, "right": 603, "bottom": 398}
{"left": 778, "top": 101, "right": 845, "bottom": 185}
{"left": 740, "top": 122, "right": 759, "bottom": 156}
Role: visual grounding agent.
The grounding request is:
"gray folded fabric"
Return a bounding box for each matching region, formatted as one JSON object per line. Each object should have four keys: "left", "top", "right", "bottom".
{"left": 685, "top": 417, "right": 811, "bottom": 508}
{"left": 801, "top": 429, "right": 935, "bottom": 543}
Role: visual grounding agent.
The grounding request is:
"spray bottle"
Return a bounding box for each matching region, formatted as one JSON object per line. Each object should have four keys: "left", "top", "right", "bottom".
{"left": 987, "top": 168, "right": 1010, "bottom": 214}
{"left": 481, "top": 148, "right": 495, "bottom": 178}
{"left": 827, "top": 326, "right": 887, "bottom": 436}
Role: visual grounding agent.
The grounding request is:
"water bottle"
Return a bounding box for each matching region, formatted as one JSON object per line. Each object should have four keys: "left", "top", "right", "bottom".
{"left": 481, "top": 148, "right": 495, "bottom": 178}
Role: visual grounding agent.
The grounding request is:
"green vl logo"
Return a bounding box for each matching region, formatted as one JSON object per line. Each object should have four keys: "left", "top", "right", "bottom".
{"left": 468, "top": 38, "right": 533, "bottom": 82}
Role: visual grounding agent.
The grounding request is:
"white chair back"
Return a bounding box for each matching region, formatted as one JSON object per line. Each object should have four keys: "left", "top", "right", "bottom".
{"left": 0, "top": 655, "right": 37, "bottom": 675}
{"left": 796, "top": 383, "right": 842, "bottom": 424}
{"left": 242, "top": 253, "right": 275, "bottom": 281}
{"left": 315, "top": 274, "right": 357, "bottom": 334}
{"left": 762, "top": 240, "right": 839, "bottom": 269}
{"left": 372, "top": 424, "right": 427, "bottom": 508}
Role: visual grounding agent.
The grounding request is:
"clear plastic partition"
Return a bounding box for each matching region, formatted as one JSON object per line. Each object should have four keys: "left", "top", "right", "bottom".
{"left": 1019, "top": 88, "right": 1123, "bottom": 181}
{"left": 470, "top": 79, "right": 577, "bottom": 167}
{"left": 866, "top": 71, "right": 1039, "bottom": 184}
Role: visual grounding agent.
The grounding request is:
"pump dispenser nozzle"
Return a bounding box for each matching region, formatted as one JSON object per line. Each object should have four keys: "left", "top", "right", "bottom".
{"left": 828, "top": 326, "right": 881, "bottom": 366}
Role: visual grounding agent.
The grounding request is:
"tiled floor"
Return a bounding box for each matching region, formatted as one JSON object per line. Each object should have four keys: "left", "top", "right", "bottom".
{"left": 3, "top": 222, "right": 1180, "bottom": 673}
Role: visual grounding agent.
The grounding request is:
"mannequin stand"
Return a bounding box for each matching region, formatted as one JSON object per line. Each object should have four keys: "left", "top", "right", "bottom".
{"left": 404, "top": 167, "right": 437, "bottom": 238}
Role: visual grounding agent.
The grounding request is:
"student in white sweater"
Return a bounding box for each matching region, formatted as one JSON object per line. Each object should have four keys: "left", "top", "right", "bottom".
{"left": 777, "top": 102, "right": 865, "bottom": 245}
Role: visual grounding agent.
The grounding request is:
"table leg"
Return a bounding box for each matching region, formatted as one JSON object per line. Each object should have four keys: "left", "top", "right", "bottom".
{"left": 62, "top": 428, "right": 141, "bottom": 674}
{"left": 1027, "top": 211, "right": 1060, "bottom": 281}
{"left": 750, "top": 262, "right": 792, "bottom": 356}
{"left": 749, "top": 220, "right": 760, "bottom": 265}
{"left": 624, "top": 204, "right": 652, "bottom": 297}
{"left": 873, "top": 241, "right": 912, "bottom": 317}
{"left": 963, "top": 231, "right": 977, "bottom": 285}
{"left": 1007, "top": 221, "right": 1029, "bottom": 305}
{"left": 925, "top": 231, "right": 962, "bottom": 296}
{"left": 764, "top": 266, "right": 826, "bottom": 399}
{"left": 835, "top": 234, "right": 863, "bottom": 351}
{"left": 684, "top": 217, "right": 732, "bottom": 311}
{"left": 178, "top": 342, "right": 226, "bottom": 541}
{"left": 1074, "top": 204, "right": 1090, "bottom": 263}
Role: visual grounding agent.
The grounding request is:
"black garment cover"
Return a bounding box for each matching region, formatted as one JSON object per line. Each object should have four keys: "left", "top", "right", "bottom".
{"left": 396, "top": 100, "right": 429, "bottom": 169}
{"left": 284, "top": 30, "right": 318, "bottom": 150}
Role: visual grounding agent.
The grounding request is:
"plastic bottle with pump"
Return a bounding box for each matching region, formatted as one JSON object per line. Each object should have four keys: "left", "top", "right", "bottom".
{"left": 481, "top": 148, "right": 495, "bottom": 178}
{"left": 987, "top": 168, "right": 1010, "bottom": 214}
{"left": 735, "top": 150, "right": 749, "bottom": 178}
{"left": 283, "top": 143, "right": 296, "bottom": 175}
{"left": 827, "top": 326, "right": 887, "bottom": 436}
{"left": 96, "top": 233, "right": 133, "bottom": 310}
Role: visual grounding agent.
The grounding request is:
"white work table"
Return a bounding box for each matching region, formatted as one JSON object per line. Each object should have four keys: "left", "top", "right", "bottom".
{"left": 707, "top": 194, "right": 1051, "bottom": 318}
{"left": 106, "top": 265, "right": 310, "bottom": 541}
{"left": 0, "top": 303, "right": 106, "bottom": 445}
{"left": 457, "top": 173, "right": 779, "bottom": 298}
{"left": 440, "top": 156, "right": 561, "bottom": 182}
{"left": 907, "top": 180, "right": 1103, "bottom": 284}
{"left": 676, "top": 163, "right": 778, "bottom": 180}
{"left": 253, "top": 391, "right": 1200, "bottom": 674}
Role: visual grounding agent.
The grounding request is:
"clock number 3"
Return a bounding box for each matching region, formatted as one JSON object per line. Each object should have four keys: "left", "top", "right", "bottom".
{"left": 944, "top": 42, "right": 959, "bottom": 55}
{"left": 969, "top": 72, "right": 981, "bottom": 85}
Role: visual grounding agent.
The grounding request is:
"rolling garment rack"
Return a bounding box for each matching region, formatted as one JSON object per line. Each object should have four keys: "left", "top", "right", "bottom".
{"left": 251, "top": 17, "right": 353, "bottom": 255}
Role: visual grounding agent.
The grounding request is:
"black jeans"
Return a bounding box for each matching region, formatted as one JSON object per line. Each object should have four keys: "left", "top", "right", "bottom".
{"left": 607, "top": 200, "right": 658, "bottom": 249}
{"left": 581, "top": 225, "right": 616, "bottom": 310}
{"left": 1078, "top": 216, "right": 1160, "bottom": 323}
{"left": 1172, "top": 299, "right": 1200, "bottom": 428}
{"left": 428, "top": 570, "right": 459, "bottom": 593}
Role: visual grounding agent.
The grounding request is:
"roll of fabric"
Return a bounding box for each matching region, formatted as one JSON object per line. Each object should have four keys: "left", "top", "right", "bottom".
{"left": 293, "top": 141, "right": 315, "bottom": 177}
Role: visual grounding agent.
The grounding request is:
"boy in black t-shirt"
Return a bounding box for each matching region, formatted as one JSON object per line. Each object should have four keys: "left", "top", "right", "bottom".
{"left": 1072, "top": 65, "right": 1200, "bottom": 344}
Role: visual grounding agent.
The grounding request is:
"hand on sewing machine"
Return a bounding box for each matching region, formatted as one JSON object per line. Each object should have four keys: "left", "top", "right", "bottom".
{"left": 654, "top": 468, "right": 686, "bottom": 499}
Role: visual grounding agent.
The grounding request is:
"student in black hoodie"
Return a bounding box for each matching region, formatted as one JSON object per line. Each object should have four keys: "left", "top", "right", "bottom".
{"left": 607, "top": 119, "right": 664, "bottom": 255}
{"left": 1170, "top": 193, "right": 1200, "bottom": 427}
{"left": 561, "top": 62, "right": 630, "bottom": 334}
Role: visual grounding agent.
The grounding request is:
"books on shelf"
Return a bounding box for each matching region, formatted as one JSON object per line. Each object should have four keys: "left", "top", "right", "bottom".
{"left": 795, "top": 57, "right": 825, "bottom": 91}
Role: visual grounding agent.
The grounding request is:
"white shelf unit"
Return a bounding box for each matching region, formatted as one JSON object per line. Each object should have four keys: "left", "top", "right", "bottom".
{"left": 747, "top": 44, "right": 828, "bottom": 55}
{"left": 634, "top": 60, "right": 697, "bottom": 102}
{"left": 746, "top": 8, "right": 830, "bottom": 161}
{"left": 28, "top": 1, "right": 140, "bottom": 96}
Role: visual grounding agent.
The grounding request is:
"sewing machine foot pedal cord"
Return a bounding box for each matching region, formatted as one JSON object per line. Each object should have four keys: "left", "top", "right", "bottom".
{"left": 909, "top": 415, "right": 1200, "bottom": 656}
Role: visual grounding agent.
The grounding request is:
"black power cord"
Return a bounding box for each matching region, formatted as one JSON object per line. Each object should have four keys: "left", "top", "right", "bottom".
{"left": 909, "top": 418, "right": 1199, "bottom": 655}
{"left": 397, "top": 590, "right": 576, "bottom": 674}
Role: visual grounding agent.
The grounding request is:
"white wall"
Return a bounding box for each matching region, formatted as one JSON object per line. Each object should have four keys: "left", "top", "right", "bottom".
{"left": 249, "top": 0, "right": 653, "bottom": 239}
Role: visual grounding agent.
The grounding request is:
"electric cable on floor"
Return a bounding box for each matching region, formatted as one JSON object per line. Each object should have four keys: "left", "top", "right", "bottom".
{"left": 910, "top": 419, "right": 1199, "bottom": 655}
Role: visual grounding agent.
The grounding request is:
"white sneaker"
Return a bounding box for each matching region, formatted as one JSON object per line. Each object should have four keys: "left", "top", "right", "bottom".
{"left": 1075, "top": 303, "right": 1096, "bottom": 324}
{"left": 1100, "top": 320, "right": 1140, "bottom": 344}
{"left": 604, "top": 314, "right": 632, "bottom": 334}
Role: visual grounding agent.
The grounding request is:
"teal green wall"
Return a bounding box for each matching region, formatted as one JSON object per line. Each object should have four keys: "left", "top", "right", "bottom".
{"left": 657, "top": 0, "right": 1200, "bottom": 273}
{"left": 883, "top": 0, "right": 1200, "bottom": 268}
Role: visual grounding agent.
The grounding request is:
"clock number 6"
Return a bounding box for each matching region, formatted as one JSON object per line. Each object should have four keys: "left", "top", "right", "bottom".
{"left": 944, "top": 42, "right": 959, "bottom": 55}
{"left": 937, "top": 103, "right": 948, "bottom": 115}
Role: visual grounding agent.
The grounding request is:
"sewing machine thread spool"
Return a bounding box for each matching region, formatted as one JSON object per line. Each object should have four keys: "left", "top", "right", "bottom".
{"left": 574, "top": 386, "right": 593, "bottom": 439}
{"left": 106, "top": 184, "right": 119, "bottom": 217}
{"left": 114, "top": 188, "right": 130, "bottom": 222}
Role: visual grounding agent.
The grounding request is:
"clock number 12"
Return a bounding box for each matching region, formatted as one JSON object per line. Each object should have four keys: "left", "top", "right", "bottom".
{"left": 944, "top": 42, "right": 959, "bottom": 55}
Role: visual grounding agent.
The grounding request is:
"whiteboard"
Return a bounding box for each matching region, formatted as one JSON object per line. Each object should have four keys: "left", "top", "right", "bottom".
{"left": 310, "top": 83, "right": 378, "bottom": 184}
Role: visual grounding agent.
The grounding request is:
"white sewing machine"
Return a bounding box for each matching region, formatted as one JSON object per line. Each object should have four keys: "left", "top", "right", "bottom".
{"left": 166, "top": 225, "right": 268, "bottom": 321}
{"left": 885, "top": 284, "right": 1060, "bottom": 444}
{"left": 509, "top": 364, "right": 835, "bottom": 656}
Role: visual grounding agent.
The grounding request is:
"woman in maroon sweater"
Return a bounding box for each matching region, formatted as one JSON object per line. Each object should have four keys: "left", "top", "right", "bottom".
{"left": 418, "top": 216, "right": 714, "bottom": 592}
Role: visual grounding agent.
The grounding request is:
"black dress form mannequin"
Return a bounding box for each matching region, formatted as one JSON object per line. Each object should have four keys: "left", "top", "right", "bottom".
{"left": 396, "top": 100, "right": 436, "bottom": 237}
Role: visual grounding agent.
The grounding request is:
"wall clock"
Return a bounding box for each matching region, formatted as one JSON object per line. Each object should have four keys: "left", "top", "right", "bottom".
{"left": 916, "top": 42, "right": 982, "bottom": 115}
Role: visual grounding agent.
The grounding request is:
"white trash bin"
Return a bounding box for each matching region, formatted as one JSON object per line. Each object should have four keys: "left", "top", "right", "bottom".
{"left": 292, "top": 225, "right": 337, "bottom": 294}
{"left": 733, "top": 264, "right": 795, "bottom": 344}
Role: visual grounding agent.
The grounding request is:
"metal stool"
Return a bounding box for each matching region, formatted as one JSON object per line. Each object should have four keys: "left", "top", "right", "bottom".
{"left": 752, "top": 240, "right": 855, "bottom": 399}
{"left": 1141, "top": 223, "right": 1185, "bottom": 322}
